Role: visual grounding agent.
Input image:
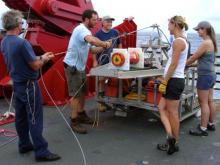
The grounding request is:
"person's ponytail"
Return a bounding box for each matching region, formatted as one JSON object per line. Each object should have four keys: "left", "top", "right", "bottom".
{"left": 208, "top": 26, "right": 218, "bottom": 53}
{"left": 184, "top": 22, "right": 188, "bottom": 31}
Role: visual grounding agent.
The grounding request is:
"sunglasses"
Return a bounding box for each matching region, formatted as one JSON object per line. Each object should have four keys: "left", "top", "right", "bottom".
{"left": 195, "top": 27, "right": 205, "bottom": 31}
{"left": 168, "top": 19, "right": 175, "bottom": 24}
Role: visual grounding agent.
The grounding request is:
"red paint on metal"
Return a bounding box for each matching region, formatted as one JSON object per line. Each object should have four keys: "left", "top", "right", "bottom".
{"left": 114, "top": 18, "right": 137, "bottom": 48}
{"left": 0, "top": 0, "right": 137, "bottom": 105}
{"left": 0, "top": 53, "right": 8, "bottom": 97}
{"left": 0, "top": 115, "right": 15, "bottom": 126}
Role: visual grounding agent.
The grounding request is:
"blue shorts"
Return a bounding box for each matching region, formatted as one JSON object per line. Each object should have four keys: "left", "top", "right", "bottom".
{"left": 197, "top": 74, "right": 216, "bottom": 90}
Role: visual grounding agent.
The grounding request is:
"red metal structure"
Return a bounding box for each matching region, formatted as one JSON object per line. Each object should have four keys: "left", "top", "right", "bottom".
{"left": 0, "top": 0, "right": 137, "bottom": 105}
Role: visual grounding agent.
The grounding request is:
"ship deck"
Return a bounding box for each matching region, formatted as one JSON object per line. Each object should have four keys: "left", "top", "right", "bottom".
{"left": 0, "top": 98, "right": 220, "bottom": 165}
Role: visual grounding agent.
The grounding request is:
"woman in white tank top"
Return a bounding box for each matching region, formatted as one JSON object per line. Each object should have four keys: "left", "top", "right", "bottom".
{"left": 157, "top": 16, "right": 189, "bottom": 155}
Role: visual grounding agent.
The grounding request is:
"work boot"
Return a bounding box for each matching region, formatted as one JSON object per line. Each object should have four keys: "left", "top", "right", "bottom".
{"left": 70, "top": 118, "right": 87, "bottom": 134}
{"left": 78, "top": 111, "right": 94, "bottom": 124}
{"left": 98, "top": 103, "right": 107, "bottom": 112}
{"left": 36, "top": 153, "right": 61, "bottom": 162}
{"left": 167, "top": 136, "right": 177, "bottom": 155}
{"left": 19, "top": 145, "right": 34, "bottom": 154}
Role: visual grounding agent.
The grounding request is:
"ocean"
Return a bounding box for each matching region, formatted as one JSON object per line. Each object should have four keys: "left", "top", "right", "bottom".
{"left": 137, "top": 32, "right": 220, "bottom": 99}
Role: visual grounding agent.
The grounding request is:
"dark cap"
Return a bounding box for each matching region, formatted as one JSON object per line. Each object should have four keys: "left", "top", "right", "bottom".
{"left": 193, "top": 21, "right": 211, "bottom": 31}
{"left": 102, "top": 16, "right": 115, "bottom": 22}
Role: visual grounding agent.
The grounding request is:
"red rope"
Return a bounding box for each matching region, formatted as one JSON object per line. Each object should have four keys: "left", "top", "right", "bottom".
{"left": 0, "top": 128, "right": 17, "bottom": 137}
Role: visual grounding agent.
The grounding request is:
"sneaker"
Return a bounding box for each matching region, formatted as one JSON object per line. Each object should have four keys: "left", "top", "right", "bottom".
{"left": 189, "top": 126, "right": 208, "bottom": 136}
{"left": 78, "top": 111, "right": 94, "bottom": 124}
{"left": 167, "top": 137, "right": 177, "bottom": 155}
{"left": 157, "top": 143, "right": 179, "bottom": 152}
{"left": 70, "top": 118, "right": 87, "bottom": 134}
{"left": 207, "top": 124, "right": 215, "bottom": 131}
{"left": 36, "top": 153, "right": 61, "bottom": 162}
{"left": 157, "top": 143, "right": 168, "bottom": 151}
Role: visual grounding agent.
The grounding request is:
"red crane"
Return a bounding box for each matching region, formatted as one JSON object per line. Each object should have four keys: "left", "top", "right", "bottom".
{"left": 0, "top": 0, "right": 137, "bottom": 105}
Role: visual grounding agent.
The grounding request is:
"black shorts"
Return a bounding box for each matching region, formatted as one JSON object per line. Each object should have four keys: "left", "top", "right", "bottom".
{"left": 162, "top": 78, "right": 185, "bottom": 100}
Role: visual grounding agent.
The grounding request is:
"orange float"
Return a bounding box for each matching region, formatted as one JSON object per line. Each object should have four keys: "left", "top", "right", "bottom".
{"left": 111, "top": 52, "right": 125, "bottom": 67}
{"left": 147, "top": 80, "right": 155, "bottom": 87}
{"left": 130, "top": 51, "right": 140, "bottom": 64}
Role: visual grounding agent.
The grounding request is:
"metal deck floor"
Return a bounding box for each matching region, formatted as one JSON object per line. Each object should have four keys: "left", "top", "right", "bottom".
{"left": 0, "top": 98, "right": 220, "bottom": 165}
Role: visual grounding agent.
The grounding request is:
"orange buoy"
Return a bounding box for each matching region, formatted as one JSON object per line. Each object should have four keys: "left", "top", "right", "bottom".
{"left": 130, "top": 51, "right": 140, "bottom": 64}
{"left": 111, "top": 52, "right": 125, "bottom": 67}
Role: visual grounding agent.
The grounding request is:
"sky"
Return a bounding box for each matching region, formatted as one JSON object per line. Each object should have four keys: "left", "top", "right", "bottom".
{"left": 0, "top": 0, "right": 220, "bottom": 34}
{"left": 91, "top": 0, "right": 220, "bottom": 34}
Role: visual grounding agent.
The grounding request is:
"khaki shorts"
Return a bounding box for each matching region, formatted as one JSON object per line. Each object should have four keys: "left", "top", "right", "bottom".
{"left": 64, "top": 67, "right": 86, "bottom": 98}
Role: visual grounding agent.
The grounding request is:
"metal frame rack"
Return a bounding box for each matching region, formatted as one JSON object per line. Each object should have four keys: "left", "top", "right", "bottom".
{"left": 90, "top": 65, "right": 200, "bottom": 122}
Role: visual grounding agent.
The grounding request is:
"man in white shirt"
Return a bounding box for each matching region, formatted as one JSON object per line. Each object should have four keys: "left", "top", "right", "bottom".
{"left": 63, "top": 9, "right": 111, "bottom": 134}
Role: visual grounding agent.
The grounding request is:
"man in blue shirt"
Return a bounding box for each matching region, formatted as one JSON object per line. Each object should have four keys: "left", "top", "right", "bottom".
{"left": 1, "top": 10, "right": 60, "bottom": 162}
{"left": 63, "top": 9, "right": 112, "bottom": 134}
{"left": 94, "top": 15, "right": 122, "bottom": 66}
{"left": 93, "top": 16, "right": 121, "bottom": 111}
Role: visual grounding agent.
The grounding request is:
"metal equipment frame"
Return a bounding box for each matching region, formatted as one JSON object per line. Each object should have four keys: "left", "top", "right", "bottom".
{"left": 90, "top": 65, "right": 200, "bottom": 122}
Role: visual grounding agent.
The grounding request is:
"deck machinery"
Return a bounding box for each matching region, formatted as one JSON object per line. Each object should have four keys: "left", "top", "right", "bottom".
{"left": 90, "top": 34, "right": 200, "bottom": 121}
{"left": 0, "top": 0, "right": 137, "bottom": 105}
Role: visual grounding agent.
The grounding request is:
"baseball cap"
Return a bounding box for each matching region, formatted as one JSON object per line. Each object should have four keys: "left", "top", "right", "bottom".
{"left": 102, "top": 16, "right": 115, "bottom": 22}
{"left": 193, "top": 21, "right": 211, "bottom": 31}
